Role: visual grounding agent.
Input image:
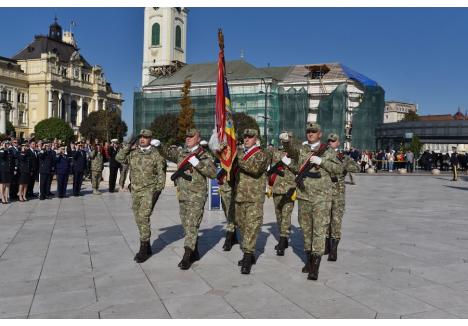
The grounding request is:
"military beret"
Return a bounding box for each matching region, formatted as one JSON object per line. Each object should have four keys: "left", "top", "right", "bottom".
{"left": 243, "top": 129, "right": 259, "bottom": 137}
{"left": 328, "top": 133, "right": 339, "bottom": 142}
{"left": 185, "top": 128, "right": 200, "bottom": 137}
{"left": 139, "top": 129, "right": 152, "bottom": 137}
{"left": 306, "top": 122, "right": 321, "bottom": 132}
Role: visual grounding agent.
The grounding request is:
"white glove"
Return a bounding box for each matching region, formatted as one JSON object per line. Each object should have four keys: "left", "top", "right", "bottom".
{"left": 188, "top": 156, "right": 200, "bottom": 167}
{"left": 310, "top": 156, "right": 322, "bottom": 165}
{"left": 150, "top": 139, "right": 160, "bottom": 147}
{"left": 279, "top": 132, "right": 289, "bottom": 142}
{"left": 209, "top": 129, "right": 220, "bottom": 152}
{"left": 281, "top": 156, "right": 292, "bottom": 166}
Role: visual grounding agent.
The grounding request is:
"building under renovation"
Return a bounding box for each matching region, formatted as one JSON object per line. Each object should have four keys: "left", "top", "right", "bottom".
{"left": 134, "top": 8, "right": 385, "bottom": 150}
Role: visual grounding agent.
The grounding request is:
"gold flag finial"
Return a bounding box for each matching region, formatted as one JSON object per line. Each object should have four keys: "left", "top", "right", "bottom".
{"left": 218, "top": 28, "right": 224, "bottom": 51}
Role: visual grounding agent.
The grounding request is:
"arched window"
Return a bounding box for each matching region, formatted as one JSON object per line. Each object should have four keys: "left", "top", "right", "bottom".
{"left": 151, "top": 23, "right": 160, "bottom": 46}
{"left": 175, "top": 25, "right": 182, "bottom": 48}
{"left": 71, "top": 100, "right": 78, "bottom": 126}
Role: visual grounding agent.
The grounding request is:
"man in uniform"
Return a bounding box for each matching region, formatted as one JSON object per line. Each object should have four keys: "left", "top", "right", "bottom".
{"left": 116, "top": 129, "right": 166, "bottom": 263}
{"left": 38, "top": 141, "right": 56, "bottom": 200}
{"left": 267, "top": 133, "right": 296, "bottom": 256}
{"left": 450, "top": 147, "right": 459, "bottom": 181}
{"left": 327, "top": 133, "right": 360, "bottom": 261}
{"left": 71, "top": 142, "right": 87, "bottom": 196}
{"left": 280, "top": 123, "right": 343, "bottom": 280}
{"left": 235, "top": 129, "right": 268, "bottom": 275}
{"left": 157, "top": 128, "right": 217, "bottom": 270}
{"left": 26, "top": 140, "right": 39, "bottom": 199}
{"left": 55, "top": 143, "right": 71, "bottom": 198}
{"left": 108, "top": 139, "right": 121, "bottom": 193}
{"left": 89, "top": 143, "right": 104, "bottom": 195}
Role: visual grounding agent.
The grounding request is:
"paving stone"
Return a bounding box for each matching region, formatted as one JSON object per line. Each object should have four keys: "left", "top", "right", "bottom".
{"left": 29, "top": 289, "right": 97, "bottom": 315}
{"left": 163, "top": 294, "right": 236, "bottom": 318}
{"left": 98, "top": 299, "right": 170, "bottom": 318}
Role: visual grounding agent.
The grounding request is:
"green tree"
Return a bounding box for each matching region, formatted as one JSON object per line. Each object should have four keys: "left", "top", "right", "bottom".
{"left": 404, "top": 135, "right": 423, "bottom": 156}
{"left": 233, "top": 112, "right": 260, "bottom": 141}
{"left": 79, "top": 110, "right": 128, "bottom": 143}
{"left": 34, "top": 118, "right": 75, "bottom": 142}
{"left": 150, "top": 113, "right": 179, "bottom": 145}
{"left": 6, "top": 120, "right": 15, "bottom": 136}
{"left": 177, "top": 79, "right": 195, "bottom": 143}
{"left": 401, "top": 111, "right": 419, "bottom": 122}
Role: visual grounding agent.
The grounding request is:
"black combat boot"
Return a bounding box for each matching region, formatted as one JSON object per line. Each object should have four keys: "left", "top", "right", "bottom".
{"left": 324, "top": 237, "right": 330, "bottom": 255}
{"left": 302, "top": 251, "right": 311, "bottom": 273}
{"left": 307, "top": 253, "right": 322, "bottom": 280}
{"left": 134, "top": 240, "right": 152, "bottom": 263}
{"left": 241, "top": 253, "right": 254, "bottom": 275}
{"left": 328, "top": 238, "right": 340, "bottom": 262}
{"left": 275, "top": 237, "right": 289, "bottom": 256}
{"left": 222, "top": 229, "right": 239, "bottom": 251}
{"left": 191, "top": 239, "right": 200, "bottom": 262}
{"left": 178, "top": 247, "right": 193, "bottom": 270}
{"left": 238, "top": 252, "right": 256, "bottom": 266}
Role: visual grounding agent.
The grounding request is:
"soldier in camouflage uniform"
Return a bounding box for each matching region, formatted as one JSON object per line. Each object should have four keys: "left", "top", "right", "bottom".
{"left": 280, "top": 123, "right": 343, "bottom": 280}
{"left": 327, "top": 133, "right": 360, "bottom": 262}
{"left": 157, "top": 128, "right": 217, "bottom": 270}
{"left": 89, "top": 143, "right": 104, "bottom": 195}
{"left": 219, "top": 169, "right": 238, "bottom": 250}
{"left": 266, "top": 134, "right": 296, "bottom": 256}
{"left": 115, "top": 129, "right": 166, "bottom": 263}
{"left": 235, "top": 129, "right": 269, "bottom": 275}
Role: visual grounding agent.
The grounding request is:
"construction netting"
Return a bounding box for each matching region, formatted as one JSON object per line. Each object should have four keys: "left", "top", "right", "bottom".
{"left": 317, "top": 84, "right": 347, "bottom": 146}
{"left": 133, "top": 84, "right": 309, "bottom": 146}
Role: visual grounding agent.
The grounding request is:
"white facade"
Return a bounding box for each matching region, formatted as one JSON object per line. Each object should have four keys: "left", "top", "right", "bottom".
{"left": 142, "top": 7, "right": 188, "bottom": 87}
{"left": 384, "top": 101, "right": 417, "bottom": 123}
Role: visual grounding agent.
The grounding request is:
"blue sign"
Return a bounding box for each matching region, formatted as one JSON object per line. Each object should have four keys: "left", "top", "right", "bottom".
{"left": 209, "top": 175, "right": 221, "bottom": 210}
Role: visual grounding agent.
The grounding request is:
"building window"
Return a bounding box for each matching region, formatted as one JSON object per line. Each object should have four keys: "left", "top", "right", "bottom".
{"left": 82, "top": 102, "right": 88, "bottom": 120}
{"left": 175, "top": 25, "right": 182, "bottom": 48}
{"left": 19, "top": 111, "right": 24, "bottom": 124}
{"left": 71, "top": 100, "right": 78, "bottom": 126}
{"left": 21, "top": 93, "right": 25, "bottom": 103}
{"left": 152, "top": 23, "right": 160, "bottom": 46}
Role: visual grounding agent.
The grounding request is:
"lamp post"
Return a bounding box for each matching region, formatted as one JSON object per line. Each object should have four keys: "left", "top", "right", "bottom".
{"left": 259, "top": 78, "right": 270, "bottom": 146}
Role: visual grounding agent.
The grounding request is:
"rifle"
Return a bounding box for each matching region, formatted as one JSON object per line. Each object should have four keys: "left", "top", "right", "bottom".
{"left": 295, "top": 144, "right": 328, "bottom": 190}
{"left": 267, "top": 160, "right": 285, "bottom": 177}
{"left": 170, "top": 149, "right": 203, "bottom": 183}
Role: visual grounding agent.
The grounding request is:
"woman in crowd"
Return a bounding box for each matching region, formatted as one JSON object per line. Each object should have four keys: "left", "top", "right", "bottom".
{"left": 16, "top": 143, "right": 32, "bottom": 202}
{"left": 0, "top": 141, "right": 15, "bottom": 204}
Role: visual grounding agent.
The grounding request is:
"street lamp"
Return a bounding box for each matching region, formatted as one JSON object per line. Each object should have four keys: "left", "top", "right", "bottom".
{"left": 258, "top": 78, "right": 270, "bottom": 146}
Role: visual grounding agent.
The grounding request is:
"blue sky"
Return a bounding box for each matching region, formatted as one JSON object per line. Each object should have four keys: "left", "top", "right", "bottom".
{"left": 1, "top": 7, "right": 468, "bottom": 134}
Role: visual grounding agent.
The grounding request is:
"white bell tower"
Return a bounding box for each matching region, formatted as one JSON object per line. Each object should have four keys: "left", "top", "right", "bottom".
{"left": 142, "top": 7, "right": 188, "bottom": 87}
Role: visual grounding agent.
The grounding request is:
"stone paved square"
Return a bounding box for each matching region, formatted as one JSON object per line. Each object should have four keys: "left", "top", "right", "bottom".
{"left": 0, "top": 174, "right": 467, "bottom": 318}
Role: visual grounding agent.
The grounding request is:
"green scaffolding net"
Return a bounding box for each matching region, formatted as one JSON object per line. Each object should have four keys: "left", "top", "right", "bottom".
{"left": 317, "top": 84, "right": 347, "bottom": 146}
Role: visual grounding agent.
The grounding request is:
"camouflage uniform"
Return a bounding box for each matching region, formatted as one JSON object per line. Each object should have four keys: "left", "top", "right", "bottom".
{"left": 219, "top": 172, "right": 236, "bottom": 233}
{"left": 235, "top": 141, "right": 268, "bottom": 255}
{"left": 119, "top": 163, "right": 129, "bottom": 189}
{"left": 158, "top": 132, "right": 217, "bottom": 251}
{"left": 115, "top": 136, "right": 166, "bottom": 242}
{"left": 89, "top": 149, "right": 104, "bottom": 191}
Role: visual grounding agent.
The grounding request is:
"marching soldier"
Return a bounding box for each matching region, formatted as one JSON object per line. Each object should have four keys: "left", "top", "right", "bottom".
{"left": 266, "top": 133, "right": 296, "bottom": 256}
{"left": 327, "top": 133, "right": 360, "bottom": 261}
{"left": 235, "top": 129, "right": 268, "bottom": 275}
{"left": 157, "top": 128, "right": 217, "bottom": 270}
{"left": 108, "top": 139, "right": 121, "bottom": 192}
{"left": 280, "top": 123, "right": 343, "bottom": 280}
{"left": 89, "top": 143, "right": 104, "bottom": 195}
{"left": 116, "top": 129, "right": 166, "bottom": 263}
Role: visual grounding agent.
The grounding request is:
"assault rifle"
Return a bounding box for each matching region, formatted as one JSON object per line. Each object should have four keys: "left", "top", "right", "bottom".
{"left": 267, "top": 160, "right": 285, "bottom": 177}
{"left": 170, "top": 151, "right": 202, "bottom": 183}
{"left": 294, "top": 144, "right": 328, "bottom": 190}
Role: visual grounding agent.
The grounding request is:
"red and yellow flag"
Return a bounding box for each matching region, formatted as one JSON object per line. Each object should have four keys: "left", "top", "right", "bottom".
{"left": 215, "top": 29, "right": 236, "bottom": 175}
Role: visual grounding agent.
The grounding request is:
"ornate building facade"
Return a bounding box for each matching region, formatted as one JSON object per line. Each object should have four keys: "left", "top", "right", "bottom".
{"left": 0, "top": 18, "right": 123, "bottom": 138}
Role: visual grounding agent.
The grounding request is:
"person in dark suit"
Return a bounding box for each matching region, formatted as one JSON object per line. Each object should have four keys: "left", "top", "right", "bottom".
{"left": 38, "top": 141, "right": 56, "bottom": 200}
{"left": 55, "top": 144, "right": 71, "bottom": 198}
{"left": 26, "top": 140, "right": 39, "bottom": 198}
{"left": 16, "top": 143, "right": 32, "bottom": 202}
{"left": 0, "top": 140, "right": 15, "bottom": 204}
{"left": 108, "top": 139, "right": 121, "bottom": 193}
{"left": 71, "top": 142, "right": 87, "bottom": 196}
{"left": 8, "top": 138, "right": 20, "bottom": 201}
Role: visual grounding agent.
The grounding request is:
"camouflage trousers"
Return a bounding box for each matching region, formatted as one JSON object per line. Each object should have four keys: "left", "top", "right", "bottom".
{"left": 273, "top": 193, "right": 294, "bottom": 237}
{"left": 220, "top": 189, "right": 236, "bottom": 232}
{"left": 330, "top": 185, "right": 345, "bottom": 239}
{"left": 131, "top": 190, "right": 160, "bottom": 241}
{"left": 235, "top": 201, "right": 263, "bottom": 254}
{"left": 179, "top": 200, "right": 205, "bottom": 250}
{"left": 91, "top": 170, "right": 102, "bottom": 190}
{"left": 119, "top": 164, "right": 129, "bottom": 188}
{"left": 298, "top": 193, "right": 332, "bottom": 255}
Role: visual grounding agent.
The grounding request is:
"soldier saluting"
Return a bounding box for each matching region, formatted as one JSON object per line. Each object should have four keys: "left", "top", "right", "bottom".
{"left": 280, "top": 123, "right": 343, "bottom": 280}
{"left": 116, "top": 129, "right": 167, "bottom": 263}
{"left": 156, "top": 128, "right": 217, "bottom": 270}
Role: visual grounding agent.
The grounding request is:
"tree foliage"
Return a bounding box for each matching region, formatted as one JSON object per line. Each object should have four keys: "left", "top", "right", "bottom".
{"left": 403, "top": 135, "right": 423, "bottom": 156}
{"left": 79, "top": 110, "right": 128, "bottom": 143}
{"left": 34, "top": 118, "right": 75, "bottom": 142}
{"left": 233, "top": 112, "right": 260, "bottom": 141}
{"left": 6, "top": 120, "right": 15, "bottom": 136}
{"left": 401, "top": 111, "right": 419, "bottom": 122}
{"left": 177, "top": 79, "right": 195, "bottom": 143}
{"left": 150, "top": 113, "right": 179, "bottom": 145}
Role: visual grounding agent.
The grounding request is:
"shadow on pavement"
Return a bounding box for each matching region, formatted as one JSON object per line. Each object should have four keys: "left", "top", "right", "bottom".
{"left": 444, "top": 185, "right": 468, "bottom": 191}
{"left": 198, "top": 225, "right": 224, "bottom": 258}
{"left": 151, "top": 224, "right": 184, "bottom": 255}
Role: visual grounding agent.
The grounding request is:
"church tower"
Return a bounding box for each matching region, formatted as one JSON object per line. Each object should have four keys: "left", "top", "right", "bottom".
{"left": 142, "top": 7, "right": 188, "bottom": 86}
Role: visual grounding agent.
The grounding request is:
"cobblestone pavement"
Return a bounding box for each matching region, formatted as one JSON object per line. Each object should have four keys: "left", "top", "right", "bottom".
{"left": 0, "top": 174, "right": 468, "bottom": 318}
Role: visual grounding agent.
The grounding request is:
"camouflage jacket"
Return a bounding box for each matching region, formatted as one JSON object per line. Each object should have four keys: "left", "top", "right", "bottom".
{"left": 235, "top": 146, "right": 268, "bottom": 203}
{"left": 159, "top": 144, "right": 217, "bottom": 203}
{"left": 333, "top": 155, "right": 360, "bottom": 193}
{"left": 89, "top": 150, "right": 104, "bottom": 172}
{"left": 267, "top": 148, "right": 296, "bottom": 195}
{"left": 115, "top": 145, "right": 166, "bottom": 193}
{"left": 283, "top": 141, "right": 343, "bottom": 201}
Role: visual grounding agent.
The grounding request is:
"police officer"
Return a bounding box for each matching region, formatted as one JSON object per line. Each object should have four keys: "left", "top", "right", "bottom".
{"left": 26, "top": 140, "right": 39, "bottom": 198}
{"left": 55, "top": 144, "right": 71, "bottom": 198}
{"left": 108, "top": 139, "right": 121, "bottom": 193}
{"left": 89, "top": 143, "right": 104, "bottom": 195}
{"left": 71, "top": 142, "right": 87, "bottom": 196}
{"left": 9, "top": 138, "right": 20, "bottom": 201}
{"left": 157, "top": 128, "right": 217, "bottom": 270}
{"left": 327, "top": 133, "right": 360, "bottom": 261}
{"left": 38, "top": 141, "right": 56, "bottom": 200}
{"left": 235, "top": 129, "right": 268, "bottom": 275}
{"left": 116, "top": 129, "right": 166, "bottom": 263}
{"left": 280, "top": 123, "right": 343, "bottom": 280}
{"left": 266, "top": 133, "right": 296, "bottom": 256}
